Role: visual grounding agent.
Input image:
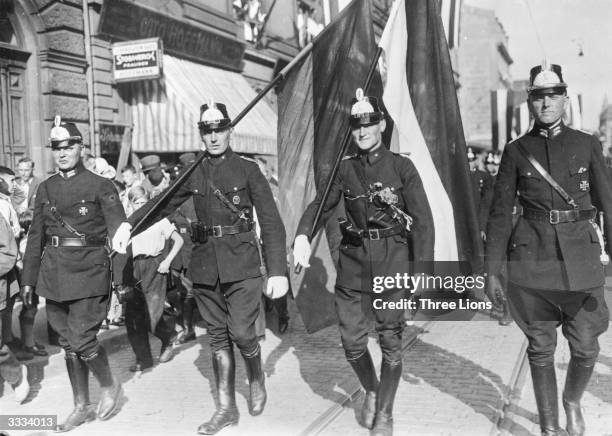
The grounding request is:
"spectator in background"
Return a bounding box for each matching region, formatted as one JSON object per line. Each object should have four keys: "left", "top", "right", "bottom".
{"left": 0, "top": 175, "right": 27, "bottom": 360}
{"left": 0, "top": 167, "right": 22, "bottom": 238}
{"left": 0, "top": 212, "right": 29, "bottom": 403}
{"left": 15, "top": 157, "right": 40, "bottom": 213}
{"left": 124, "top": 186, "right": 184, "bottom": 371}
{"left": 148, "top": 167, "right": 169, "bottom": 199}
{"left": 92, "top": 157, "right": 117, "bottom": 180}
{"left": 139, "top": 155, "right": 162, "bottom": 194}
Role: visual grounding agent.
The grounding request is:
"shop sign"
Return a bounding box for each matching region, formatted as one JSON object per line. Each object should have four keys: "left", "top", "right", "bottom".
{"left": 111, "top": 38, "right": 162, "bottom": 82}
{"left": 99, "top": 0, "right": 245, "bottom": 72}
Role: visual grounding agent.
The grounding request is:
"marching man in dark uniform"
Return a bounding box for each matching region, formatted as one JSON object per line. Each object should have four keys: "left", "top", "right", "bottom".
{"left": 293, "top": 89, "right": 434, "bottom": 436}
{"left": 21, "top": 117, "right": 127, "bottom": 431}
{"left": 112, "top": 100, "right": 288, "bottom": 435}
{"left": 486, "top": 63, "right": 612, "bottom": 436}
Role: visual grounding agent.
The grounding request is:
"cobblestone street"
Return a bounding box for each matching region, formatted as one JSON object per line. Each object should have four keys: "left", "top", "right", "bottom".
{"left": 1, "top": 295, "right": 611, "bottom": 436}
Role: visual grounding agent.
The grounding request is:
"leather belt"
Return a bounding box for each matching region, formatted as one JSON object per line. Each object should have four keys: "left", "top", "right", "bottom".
{"left": 205, "top": 222, "right": 252, "bottom": 238}
{"left": 521, "top": 207, "right": 596, "bottom": 224}
{"left": 46, "top": 235, "right": 107, "bottom": 247}
{"left": 362, "top": 225, "right": 405, "bottom": 240}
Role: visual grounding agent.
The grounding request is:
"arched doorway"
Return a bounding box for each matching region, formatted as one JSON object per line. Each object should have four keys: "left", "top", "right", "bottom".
{"left": 0, "top": 12, "right": 31, "bottom": 168}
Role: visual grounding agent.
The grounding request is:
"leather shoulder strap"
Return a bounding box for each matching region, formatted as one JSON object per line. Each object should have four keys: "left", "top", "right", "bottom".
{"left": 515, "top": 143, "right": 578, "bottom": 209}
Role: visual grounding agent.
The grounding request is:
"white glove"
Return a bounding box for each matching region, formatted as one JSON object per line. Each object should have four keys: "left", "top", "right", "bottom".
{"left": 293, "top": 234, "right": 311, "bottom": 268}
{"left": 112, "top": 222, "right": 132, "bottom": 254}
{"left": 265, "top": 276, "right": 289, "bottom": 299}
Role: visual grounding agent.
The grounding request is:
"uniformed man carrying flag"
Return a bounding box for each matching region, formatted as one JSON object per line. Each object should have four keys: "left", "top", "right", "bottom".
{"left": 113, "top": 101, "right": 289, "bottom": 435}
{"left": 293, "top": 89, "right": 434, "bottom": 436}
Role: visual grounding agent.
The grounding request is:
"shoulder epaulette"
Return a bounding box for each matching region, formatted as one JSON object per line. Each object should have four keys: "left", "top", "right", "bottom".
{"left": 239, "top": 155, "right": 258, "bottom": 164}
{"left": 342, "top": 154, "right": 358, "bottom": 161}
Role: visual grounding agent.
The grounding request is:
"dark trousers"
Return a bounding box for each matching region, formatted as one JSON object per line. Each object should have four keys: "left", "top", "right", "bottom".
{"left": 507, "top": 283, "right": 609, "bottom": 366}
{"left": 335, "top": 286, "right": 405, "bottom": 364}
{"left": 192, "top": 277, "right": 262, "bottom": 356}
{"left": 125, "top": 288, "right": 175, "bottom": 364}
{"left": 0, "top": 308, "right": 21, "bottom": 385}
{"left": 46, "top": 295, "right": 109, "bottom": 357}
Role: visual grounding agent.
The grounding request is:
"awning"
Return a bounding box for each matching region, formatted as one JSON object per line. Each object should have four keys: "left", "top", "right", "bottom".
{"left": 130, "top": 55, "right": 277, "bottom": 155}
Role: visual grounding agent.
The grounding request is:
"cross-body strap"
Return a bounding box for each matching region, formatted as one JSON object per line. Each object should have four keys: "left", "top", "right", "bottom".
{"left": 516, "top": 143, "right": 578, "bottom": 209}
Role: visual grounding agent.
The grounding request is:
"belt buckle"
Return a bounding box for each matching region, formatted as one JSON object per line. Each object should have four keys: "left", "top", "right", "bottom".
{"left": 51, "top": 235, "right": 59, "bottom": 247}
{"left": 549, "top": 210, "right": 560, "bottom": 225}
{"left": 368, "top": 229, "right": 380, "bottom": 240}
{"left": 212, "top": 225, "right": 222, "bottom": 238}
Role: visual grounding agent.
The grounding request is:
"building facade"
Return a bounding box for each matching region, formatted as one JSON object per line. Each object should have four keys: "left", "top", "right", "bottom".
{"left": 456, "top": 4, "right": 513, "bottom": 151}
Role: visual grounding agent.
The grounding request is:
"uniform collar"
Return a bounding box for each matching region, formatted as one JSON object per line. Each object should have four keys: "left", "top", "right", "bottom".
{"left": 205, "top": 147, "right": 233, "bottom": 165}
{"left": 358, "top": 144, "right": 387, "bottom": 165}
{"left": 59, "top": 162, "right": 85, "bottom": 179}
{"left": 531, "top": 120, "right": 564, "bottom": 140}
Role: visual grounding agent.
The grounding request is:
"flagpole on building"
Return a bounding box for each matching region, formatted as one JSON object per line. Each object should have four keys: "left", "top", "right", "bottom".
{"left": 122, "top": 41, "right": 316, "bottom": 240}
{"left": 307, "top": 47, "right": 384, "bottom": 241}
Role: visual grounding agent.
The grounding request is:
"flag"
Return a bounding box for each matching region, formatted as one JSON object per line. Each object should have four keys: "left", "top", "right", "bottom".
{"left": 277, "top": 0, "right": 380, "bottom": 333}
{"left": 379, "top": 0, "right": 482, "bottom": 270}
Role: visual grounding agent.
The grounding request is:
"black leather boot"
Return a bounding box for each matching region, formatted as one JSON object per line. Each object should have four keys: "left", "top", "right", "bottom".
{"left": 197, "top": 349, "right": 239, "bottom": 434}
{"left": 562, "top": 357, "right": 594, "bottom": 436}
{"left": 530, "top": 364, "right": 568, "bottom": 436}
{"left": 371, "top": 360, "right": 402, "bottom": 436}
{"left": 55, "top": 353, "right": 96, "bottom": 432}
{"left": 83, "top": 348, "right": 122, "bottom": 421}
{"left": 348, "top": 350, "right": 379, "bottom": 429}
{"left": 243, "top": 348, "right": 266, "bottom": 416}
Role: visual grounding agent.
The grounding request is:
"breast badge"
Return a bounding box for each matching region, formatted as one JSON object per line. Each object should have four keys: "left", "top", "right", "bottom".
{"left": 78, "top": 206, "right": 89, "bottom": 216}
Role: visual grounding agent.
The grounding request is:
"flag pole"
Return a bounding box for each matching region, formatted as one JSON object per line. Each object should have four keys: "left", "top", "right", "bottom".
{"left": 112, "top": 42, "right": 316, "bottom": 249}
{"left": 308, "top": 46, "right": 384, "bottom": 241}
{"left": 293, "top": 46, "right": 383, "bottom": 274}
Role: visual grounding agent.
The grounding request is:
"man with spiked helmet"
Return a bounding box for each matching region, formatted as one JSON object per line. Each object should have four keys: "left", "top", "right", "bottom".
{"left": 293, "top": 88, "right": 434, "bottom": 436}
{"left": 21, "top": 116, "right": 130, "bottom": 431}
{"left": 486, "top": 61, "right": 612, "bottom": 436}
{"left": 112, "top": 99, "right": 288, "bottom": 435}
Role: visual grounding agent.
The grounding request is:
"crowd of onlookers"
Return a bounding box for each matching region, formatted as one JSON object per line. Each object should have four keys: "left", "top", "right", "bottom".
{"left": 0, "top": 151, "right": 288, "bottom": 403}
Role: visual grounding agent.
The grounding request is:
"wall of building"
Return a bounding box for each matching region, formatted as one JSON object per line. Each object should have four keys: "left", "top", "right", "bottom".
{"left": 457, "top": 4, "right": 512, "bottom": 148}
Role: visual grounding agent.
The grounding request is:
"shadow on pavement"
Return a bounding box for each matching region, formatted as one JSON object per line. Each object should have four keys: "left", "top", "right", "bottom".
{"left": 403, "top": 338, "right": 535, "bottom": 435}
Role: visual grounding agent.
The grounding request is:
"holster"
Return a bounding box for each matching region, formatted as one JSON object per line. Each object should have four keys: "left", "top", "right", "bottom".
{"left": 339, "top": 217, "right": 364, "bottom": 247}
{"left": 190, "top": 221, "right": 208, "bottom": 244}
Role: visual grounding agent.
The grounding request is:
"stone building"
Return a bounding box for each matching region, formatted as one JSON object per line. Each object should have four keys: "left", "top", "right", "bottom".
{"left": 456, "top": 4, "right": 513, "bottom": 151}
{"left": 0, "top": 0, "right": 393, "bottom": 176}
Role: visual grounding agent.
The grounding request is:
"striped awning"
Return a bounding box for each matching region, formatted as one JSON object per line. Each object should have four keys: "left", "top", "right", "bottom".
{"left": 130, "top": 55, "right": 277, "bottom": 155}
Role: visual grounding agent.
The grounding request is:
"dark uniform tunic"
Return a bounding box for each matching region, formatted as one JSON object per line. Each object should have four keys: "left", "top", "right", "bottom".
{"left": 297, "top": 146, "right": 434, "bottom": 362}
{"left": 22, "top": 163, "right": 126, "bottom": 355}
{"left": 486, "top": 124, "right": 611, "bottom": 365}
{"left": 128, "top": 148, "right": 286, "bottom": 354}
{"left": 297, "top": 147, "right": 434, "bottom": 291}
